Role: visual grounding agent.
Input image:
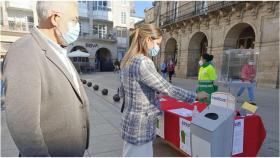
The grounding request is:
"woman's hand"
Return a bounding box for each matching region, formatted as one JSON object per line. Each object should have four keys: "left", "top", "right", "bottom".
{"left": 196, "top": 91, "right": 208, "bottom": 100}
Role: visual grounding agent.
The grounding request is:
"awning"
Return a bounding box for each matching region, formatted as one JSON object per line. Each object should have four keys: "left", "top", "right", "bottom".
{"left": 67, "top": 50, "right": 90, "bottom": 57}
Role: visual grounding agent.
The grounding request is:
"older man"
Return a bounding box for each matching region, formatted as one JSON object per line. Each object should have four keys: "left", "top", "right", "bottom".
{"left": 2, "top": 1, "right": 90, "bottom": 156}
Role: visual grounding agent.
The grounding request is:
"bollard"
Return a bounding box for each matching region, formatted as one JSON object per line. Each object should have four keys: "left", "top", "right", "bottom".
{"left": 87, "top": 82, "right": 92, "bottom": 87}
{"left": 102, "top": 89, "right": 108, "bottom": 95}
{"left": 93, "top": 85, "right": 99, "bottom": 91}
{"left": 82, "top": 80, "right": 87, "bottom": 84}
{"left": 113, "top": 94, "right": 120, "bottom": 102}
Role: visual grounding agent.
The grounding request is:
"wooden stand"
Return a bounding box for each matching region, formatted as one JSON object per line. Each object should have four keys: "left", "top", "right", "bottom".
{"left": 158, "top": 137, "right": 190, "bottom": 157}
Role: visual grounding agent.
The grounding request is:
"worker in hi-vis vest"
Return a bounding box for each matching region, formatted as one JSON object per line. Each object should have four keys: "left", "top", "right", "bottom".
{"left": 196, "top": 53, "right": 218, "bottom": 105}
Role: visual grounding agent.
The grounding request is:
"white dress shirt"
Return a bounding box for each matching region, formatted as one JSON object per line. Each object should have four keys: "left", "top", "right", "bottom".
{"left": 36, "top": 28, "right": 81, "bottom": 95}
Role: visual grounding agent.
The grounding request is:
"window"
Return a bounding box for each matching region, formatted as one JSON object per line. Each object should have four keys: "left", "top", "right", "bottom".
{"left": 98, "top": 25, "right": 107, "bottom": 38}
{"left": 121, "top": 12, "right": 126, "bottom": 24}
{"left": 93, "top": 1, "right": 97, "bottom": 10}
{"left": 116, "top": 28, "right": 127, "bottom": 37}
{"left": 167, "top": 2, "right": 170, "bottom": 11}
{"left": 121, "top": 29, "right": 127, "bottom": 37}
{"left": 166, "top": 2, "right": 171, "bottom": 21}
{"left": 103, "top": 1, "right": 107, "bottom": 7}
{"left": 8, "top": 20, "right": 15, "bottom": 30}
{"left": 27, "top": 16, "right": 34, "bottom": 30}
{"left": 195, "top": 1, "right": 208, "bottom": 14}
{"left": 117, "top": 29, "right": 122, "bottom": 37}
{"left": 8, "top": 16, "right": 28, "bottom": 31}
{"left": 173, "top": 1, "right": 178, "bottom": 19}
{"left": 93, "top": 1, "right": 111, "bottom": 11}
{"left": 92, "top": 25, "right": 98, "bottom": 34}
{"left": 27, "top": 16, "right": 33, "bottom": 22}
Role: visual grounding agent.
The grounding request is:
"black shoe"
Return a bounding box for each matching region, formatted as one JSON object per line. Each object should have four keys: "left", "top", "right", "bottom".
{"left": 249, "top": 102, "right": 256, "bottom": 105}
{"left": 236, "top": 111, "right": 241, "bottom": 116}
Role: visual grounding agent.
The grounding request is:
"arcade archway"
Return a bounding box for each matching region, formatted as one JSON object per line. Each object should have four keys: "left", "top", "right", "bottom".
{"left": 187, "top": 32, "right": 208, "bottom": 77}
{"left": 95, "top": 48, "right": 113, "bottom": 71}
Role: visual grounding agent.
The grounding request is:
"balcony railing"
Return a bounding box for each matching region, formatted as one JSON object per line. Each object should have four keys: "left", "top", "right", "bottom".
{"left": 1, "top": 20, "right": 34, "bottom": 32}
{"left": 160, "top": 1, "right": 241, "bottom": 28}
{"left": 93, "top": 6, "right": 112, "bottom": 11}
{"left": 79, "top": 32, "right": 117, "bottom": 41}
{"left": 95, "top": 33, "right": 117, "bottom": 41}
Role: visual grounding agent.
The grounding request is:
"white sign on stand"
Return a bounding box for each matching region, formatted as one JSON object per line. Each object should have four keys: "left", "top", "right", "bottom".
{"left": 179, "top": 118, "right": 191, "bottom": 155}
{"left": 156, "top": 113, "right": 164, "bottom": 138}
{"left": 211, "top": 92, "right": 235, "bottom": 110}
{"left": 232, "top": 119, "right": 244, "bottom": 155}
{"left": 168, "top": 108, "right": 193, "bottom": 117}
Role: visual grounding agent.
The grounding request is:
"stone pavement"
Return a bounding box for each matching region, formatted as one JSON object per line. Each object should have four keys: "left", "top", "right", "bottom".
{"left": 0, "top": 72, "right": 184, "bottom": 157}
{"left": 81, "top": 72, "right": 280, "bottom": 157}
{"left": 1, "top": 72, "right": 279, "bottom": 157}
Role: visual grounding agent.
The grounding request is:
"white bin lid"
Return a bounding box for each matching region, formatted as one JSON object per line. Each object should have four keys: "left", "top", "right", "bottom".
{"left": 191, "top": 105, "right": 234, "bottom": 132}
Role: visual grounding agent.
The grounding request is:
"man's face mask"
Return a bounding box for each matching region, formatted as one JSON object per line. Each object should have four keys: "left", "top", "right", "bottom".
{"left": 248, "top": 61, "right": 254, "bottom": 65}
{"left": 55, "top": 16, "right": 80, "bottom": 46}
{"left": 61, "top": 22, "right": 80, "bottom": 46}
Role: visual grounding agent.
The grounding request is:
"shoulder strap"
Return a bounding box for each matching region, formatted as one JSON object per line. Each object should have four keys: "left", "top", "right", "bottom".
{"left": 121, "top": 96, "right": 125, "bottom": 113}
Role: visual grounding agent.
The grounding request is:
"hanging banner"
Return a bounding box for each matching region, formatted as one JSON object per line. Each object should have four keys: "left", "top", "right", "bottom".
{"left": 232, "top": 119, "right": 244, "bottom": 155}
{"left": 179, "top": 118, "right": 191, "bottom": 155}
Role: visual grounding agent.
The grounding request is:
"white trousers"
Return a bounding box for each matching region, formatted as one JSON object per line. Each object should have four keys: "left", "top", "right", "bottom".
{"left": 122, "top": 140, "right": 153, "bottom": 157}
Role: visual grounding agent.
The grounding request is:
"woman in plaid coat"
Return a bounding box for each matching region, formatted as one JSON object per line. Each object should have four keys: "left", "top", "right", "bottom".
{"left": 120, "top": 24, "right": 208, "bottom": 157}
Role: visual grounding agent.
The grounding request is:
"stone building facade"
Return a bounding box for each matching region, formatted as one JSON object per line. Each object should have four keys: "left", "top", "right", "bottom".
{"left": 69, "top": 0, "right": 140, "bottom": 72}
{"left": 0, "top": 1, "right": 38, "bottom": 60}
{"left": 157, "top": 1, "right": 279, "bottom": 88}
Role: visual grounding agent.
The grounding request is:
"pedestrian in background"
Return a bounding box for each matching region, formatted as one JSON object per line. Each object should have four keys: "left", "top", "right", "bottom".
{"left": 160, "top": 60, "right": 167, "bottom": 80}
{"left": 119, "top": 24, "right": 208, "bottom": 157}
{"left": 236, "top": 58, "right": 257, "bottom": 105}
{"left": 196, "top": 53, "right": 218, "bottom": 105}
{"left": 2, "top": 1, "right": 90, "bottom": 156}
{"left": 167, "top": 59, "right": 175, "bottom": 83}
{"left": 114, "top": 59, "right": 120, "bottom": 73}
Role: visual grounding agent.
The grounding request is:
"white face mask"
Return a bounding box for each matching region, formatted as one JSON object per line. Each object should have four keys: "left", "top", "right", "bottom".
{"left": 199, "top": 60, "right": 203, "bottom": 66}
{"left": 248, "top": 62, "right": 254, "bottom": 65}
{"left": 56, "top": 22, "right": 80, "bottom": 46}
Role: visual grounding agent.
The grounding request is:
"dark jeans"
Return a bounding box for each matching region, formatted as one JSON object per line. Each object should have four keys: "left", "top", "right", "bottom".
{"left": 168, "top": 71, "right": 174, "bottom": 81}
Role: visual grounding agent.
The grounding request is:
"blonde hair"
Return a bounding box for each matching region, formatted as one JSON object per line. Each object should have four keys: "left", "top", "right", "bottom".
{"left": 120, "top": 24, "right": 162, "bottom": 69}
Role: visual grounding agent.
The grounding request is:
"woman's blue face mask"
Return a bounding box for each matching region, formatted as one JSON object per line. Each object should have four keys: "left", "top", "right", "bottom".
{"left": 148, "top": 42, "right": 160, "bottom": 57}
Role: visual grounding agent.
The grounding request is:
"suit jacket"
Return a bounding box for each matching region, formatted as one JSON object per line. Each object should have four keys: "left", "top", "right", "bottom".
{"left": 120, "top": 54, "right": 196, "bottom": 145}
{"left": 2, "top": 28, "right": 90, "bottom": 156}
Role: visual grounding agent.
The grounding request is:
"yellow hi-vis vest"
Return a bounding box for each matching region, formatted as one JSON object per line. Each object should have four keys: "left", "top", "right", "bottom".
{"left": 198, "top": 64, "right": 217, "bottom": 81}
{"left": 197, "top": 64, "right": 218, "bottom": 105}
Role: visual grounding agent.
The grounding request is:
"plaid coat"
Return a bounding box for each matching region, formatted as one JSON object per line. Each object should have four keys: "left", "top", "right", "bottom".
{"left": 120, "top": 54, "right": 197, "bottom": 145}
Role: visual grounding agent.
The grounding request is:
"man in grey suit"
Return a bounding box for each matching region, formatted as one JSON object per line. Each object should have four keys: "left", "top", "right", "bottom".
{"left": 2, "top": 1, "right": 90, "bottom": 156}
